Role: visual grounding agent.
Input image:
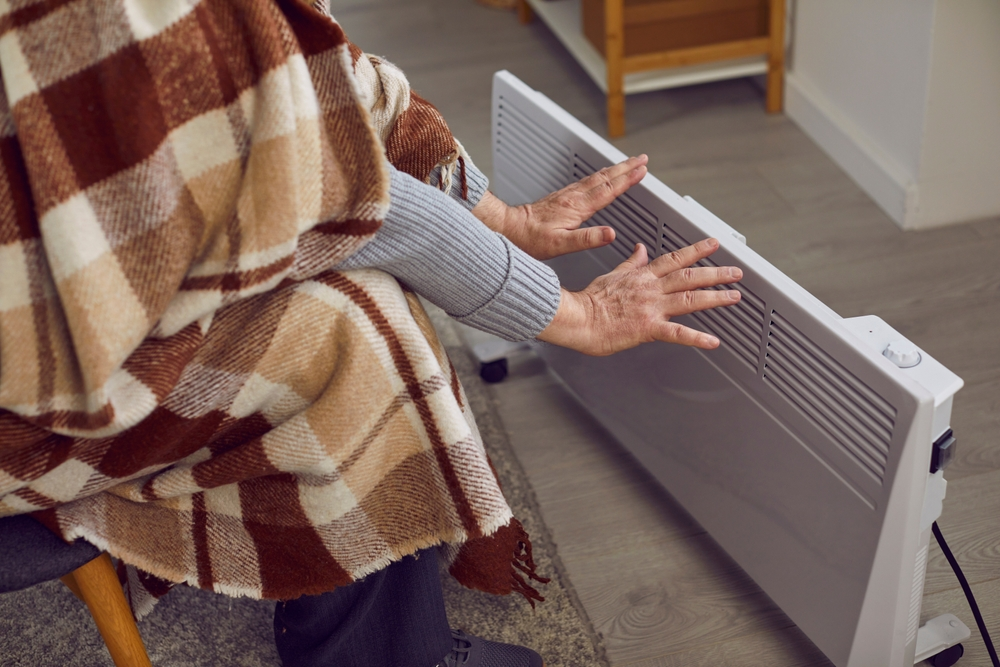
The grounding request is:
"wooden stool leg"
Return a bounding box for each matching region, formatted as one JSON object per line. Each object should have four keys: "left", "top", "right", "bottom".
{"left": 607, "top": 91, "right": 625, "bottom": 138}
{"left": 517, "top": 0, "right": 533, "bottom": 24}
{"left": 605, "top": 0, "right": 626, "bottom": 137}
{"left": 70, "top": 553, "right": 152, "bottom": 667}
{"left": 60, "top": 571, "right": 85, "bottom": 601}
{"left": 765, "top": 0, "right": 785, "bottom": 113}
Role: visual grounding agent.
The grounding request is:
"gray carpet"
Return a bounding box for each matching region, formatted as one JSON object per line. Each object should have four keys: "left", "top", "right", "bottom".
{"left": 0, "top": 309, "right": 607, "bottom": 667}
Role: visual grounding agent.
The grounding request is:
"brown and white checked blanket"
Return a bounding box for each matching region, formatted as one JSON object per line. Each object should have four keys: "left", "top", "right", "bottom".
{"left": 0, "top": 0, "right": 545, "bottom": 616}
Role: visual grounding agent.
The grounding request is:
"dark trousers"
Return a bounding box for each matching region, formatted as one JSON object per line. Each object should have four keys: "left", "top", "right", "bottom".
{"left": 274, "top": 549, "right": 453, "bottom": 667}
{"left": 0, "top": 516, "right": 451, "bottom": 667}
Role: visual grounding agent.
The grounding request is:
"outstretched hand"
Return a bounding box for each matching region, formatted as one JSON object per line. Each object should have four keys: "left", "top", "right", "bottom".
{"left": 537, "top": 238, "right": 743, "bottom": 356}
{"left": 472, "top": 155, "right": 649, "bottom": 260}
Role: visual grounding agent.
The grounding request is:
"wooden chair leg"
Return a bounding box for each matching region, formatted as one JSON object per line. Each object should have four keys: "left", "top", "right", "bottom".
{"left": 765, "top": 0, "right": 785, "bottom": 113}
{"left": 607, "top": 92, "right": 625, "bottom": 138}
{"left": 60, "top": 570, "right": 85, "bottom": 601}
{"left": 517, "top": 0, "right": 533, "bottom": 24}
{"left": 66, "top": 553, "right": 152, "bottom": 667}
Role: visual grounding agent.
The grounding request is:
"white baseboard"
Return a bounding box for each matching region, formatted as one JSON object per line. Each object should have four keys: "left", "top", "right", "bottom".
{"left": 785, "top": 73, "right": 916, "bottom": 229}
{"left": 913, "top": 171, "right": 1000, "bottom": 229}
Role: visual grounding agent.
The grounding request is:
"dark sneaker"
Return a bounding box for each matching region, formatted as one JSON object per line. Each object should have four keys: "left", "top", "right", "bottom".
{"left": 437, "top": 629, "right": 544, "bottom": 667}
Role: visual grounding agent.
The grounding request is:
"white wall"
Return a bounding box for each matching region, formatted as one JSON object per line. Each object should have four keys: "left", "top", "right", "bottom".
{"left": 784, "top": 0, "right": 1000, "bottom": 229}
{"left": 915, "top": 0, "right": 1000, "bottom": 227}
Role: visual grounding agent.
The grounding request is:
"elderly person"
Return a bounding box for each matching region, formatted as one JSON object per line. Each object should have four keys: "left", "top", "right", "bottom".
{"left": 0, "top": 2, "right": 740, "bottom": 666}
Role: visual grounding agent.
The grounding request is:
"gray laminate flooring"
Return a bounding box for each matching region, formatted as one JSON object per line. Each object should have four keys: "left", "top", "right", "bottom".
{"left": 335, "top": 1, "right": 1000, "bottom": 666}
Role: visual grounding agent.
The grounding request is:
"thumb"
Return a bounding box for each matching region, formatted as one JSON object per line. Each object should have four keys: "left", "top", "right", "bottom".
{"left": 613, "top": 243, "right": 648, "bottom": 273}
{"left": 566, "top": 225, "right": 615, "bottom": 253}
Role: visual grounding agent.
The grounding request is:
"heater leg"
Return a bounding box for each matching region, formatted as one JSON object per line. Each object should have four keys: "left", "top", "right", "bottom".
{"left": 480, "top": 358, "right": 509, "bottom": 383}
{"left": 915, "top": 614, "right": 971, "bottom": 665}
{"left": 470, "top": 339, "right": 530, "bottom": 384}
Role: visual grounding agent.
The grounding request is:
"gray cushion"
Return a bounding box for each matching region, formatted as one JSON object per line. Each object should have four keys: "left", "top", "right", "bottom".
{"left": 0, "top": 515, "right": 101, "bottom": 593}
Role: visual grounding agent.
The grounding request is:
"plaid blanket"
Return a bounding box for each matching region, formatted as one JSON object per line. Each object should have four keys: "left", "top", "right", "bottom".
{"left": 0, "top": 0, "right": 544, "bottom": 616}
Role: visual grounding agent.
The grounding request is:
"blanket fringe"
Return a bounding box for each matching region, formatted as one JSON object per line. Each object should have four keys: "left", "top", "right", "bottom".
{"left": 438, "top": 140, "right": 472, "bottom": 200}
{"left": 449, "top": 517, "right": 550, "bottom": 608}
{"left": 511, "top": 517, "right": 549, "bottom": 607}
{"left": 458, "top": 156, "right": 468, "bottom": 201}
{"left": 121, "top": 516, "right": 550, "bottom": 619}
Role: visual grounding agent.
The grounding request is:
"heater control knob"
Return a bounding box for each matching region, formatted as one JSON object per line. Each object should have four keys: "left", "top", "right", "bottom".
{"left": 884, "top": 340, "right": 922, "bottom": 368}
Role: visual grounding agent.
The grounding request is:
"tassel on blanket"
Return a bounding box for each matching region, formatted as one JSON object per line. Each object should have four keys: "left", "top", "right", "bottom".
{"left": 459, "top": 156, "right": 469, "bottom": 201}
{"left": 437, "top": 140, "right": 473, "bottom": 201}
{"left": 449, "top": 517, "right": 550, "bottom": 608}
{"left": 116, "top": 560, "right": 174, "bottom": 621}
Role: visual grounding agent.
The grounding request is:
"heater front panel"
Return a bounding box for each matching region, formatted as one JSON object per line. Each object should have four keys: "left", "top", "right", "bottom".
{"left": 491, "top": 71, "right": 931, "bottom": 666}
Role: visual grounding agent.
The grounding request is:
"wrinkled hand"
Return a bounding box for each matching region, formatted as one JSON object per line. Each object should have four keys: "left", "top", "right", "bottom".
{"left": 537, "top": 238, "right": 743, "bottom": 356}
{"left": 472, "top": 155, "right": 648, "bottom": 260}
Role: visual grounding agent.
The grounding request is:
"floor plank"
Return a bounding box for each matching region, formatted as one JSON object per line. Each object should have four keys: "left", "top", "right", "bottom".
{"left": 572, "top": 539, "right": 799, "bottom": 665}
{"left": 621, "top": 626, "right": 833, "bottom": 667}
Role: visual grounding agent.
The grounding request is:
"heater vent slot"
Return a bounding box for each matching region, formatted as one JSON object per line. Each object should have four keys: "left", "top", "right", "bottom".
{"left": 661, "top": 225, "right": 765, "bottom": 371}
{"left": 661, "top": 224, "right": 692, "bottom": 259}
{"left": 907, "top": 544, "right": 929, "bottom": 646}
{"left": 496, "top": 98, "right": 572, "bottom": 194}
{"left": 574, "top": 155, "right": 658, "bottom": 261}
{"left": 764, "top": 311, "right": 897, "bottom": 483}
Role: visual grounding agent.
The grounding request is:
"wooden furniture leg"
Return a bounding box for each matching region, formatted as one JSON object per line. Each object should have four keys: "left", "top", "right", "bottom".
{"left": 605, "top": 0, "right": 626, "bottom": 137}
{"left": 517, "top": 0, "right": 533, "bottom": 25}
{"left": 765, "top": 0, "right": 785, "bottom": 113}
{"left": 61, "top": 554, "right": 153, "bottom": 667}
{"left": 60, "top": 569, "right": 85, "bottom": 600}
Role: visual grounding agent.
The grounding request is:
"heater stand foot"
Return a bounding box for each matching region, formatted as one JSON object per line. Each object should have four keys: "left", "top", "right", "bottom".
{"left": 480, "top": 358, "right": 509, "bottom": 383}
{"left": 471, "top": 339, "right": 530, "bottom": 384}
{"left": 915, "top": 614, "right": 971, "bottom": 665}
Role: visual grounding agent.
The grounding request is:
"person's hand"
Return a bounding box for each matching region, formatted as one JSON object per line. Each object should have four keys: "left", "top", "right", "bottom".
{"left": 537, "top": 238, "right": 742, "bottom": 356}
{"left": 471, "top": 155, "right": 648, "bottom": 260}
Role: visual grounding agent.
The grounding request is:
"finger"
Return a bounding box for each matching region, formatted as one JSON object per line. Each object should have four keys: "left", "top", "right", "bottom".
{"left": 540, "top": 155, "right": 647, "bottom": 225}
{"left": 608, "top": 164, "right": 647, "bottom": 196}
{"left": 649, "top": 238, "right": 720, "bottom": 278}
{"left": 662, "top": 288, "right": 741, "bottom": 317}
{"left": 560, "top": 225, "right": 615, "bottom": 254}
{"left": 580, "top": 155, "right": 648, "bottom": 191}
{"left": 585, "top": 163, "right": 647, "bottom": 210}
{"left": 612, "top": 243, "right": 648, "bottom": 273}
{"left": 659, "top": 265, "right": 743, "bottom": 293}
{"left": 655, "top": 321, "right": 720, "bottom": 349}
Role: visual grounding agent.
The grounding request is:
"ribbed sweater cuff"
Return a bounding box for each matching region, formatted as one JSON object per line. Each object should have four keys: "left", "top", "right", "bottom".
{"left": 453, "top": 237, "right": 561, "bottom": 341}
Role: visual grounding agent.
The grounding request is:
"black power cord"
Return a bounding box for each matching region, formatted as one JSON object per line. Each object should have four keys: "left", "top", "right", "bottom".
{"left": 932, "top": 521, "right": 1000, "bottom": 667}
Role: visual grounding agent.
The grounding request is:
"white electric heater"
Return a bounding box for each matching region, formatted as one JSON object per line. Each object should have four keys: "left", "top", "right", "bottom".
{"left": 490, "top": 71, "right": 969, "bottom": 667}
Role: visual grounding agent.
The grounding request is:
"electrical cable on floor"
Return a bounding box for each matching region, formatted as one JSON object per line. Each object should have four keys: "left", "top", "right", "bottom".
{"left": 932, "top": 521, "right": 1000, "bottom": 667}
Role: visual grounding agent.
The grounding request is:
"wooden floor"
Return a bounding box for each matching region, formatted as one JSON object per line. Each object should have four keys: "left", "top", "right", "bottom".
{"left": 334, "top": 1, "right": 1000, "bottom": 665}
